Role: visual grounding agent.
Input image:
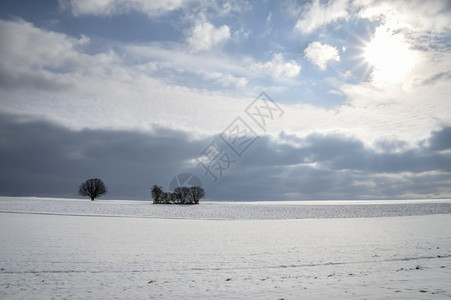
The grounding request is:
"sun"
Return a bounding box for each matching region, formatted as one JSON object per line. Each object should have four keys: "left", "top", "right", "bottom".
{"left": 363, "top": 27, "right": 417, "bottom": 83}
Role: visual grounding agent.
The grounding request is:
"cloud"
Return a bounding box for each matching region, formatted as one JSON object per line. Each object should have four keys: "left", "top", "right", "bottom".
{"left": 187, "top": 21, "right": 231, "bottom": 53}
{"left": 0, "top": 112, "right": 208, "bottom": 199}
{"left": 298, "top": 133, "right": 451, "bottom": 173}
{"left": 295, "top": 0, "right": 349, "bottom": 34}
{"left": 428, "top": 127, "right": 451, "bottom": 151}
{"left": 0, "top": 18, "right": 89, "bottom": 68}
{"left": 304, "top": 41, "right": 340, "bottom": 70}
{"left": 201, "top": 72, "right": 248, "bottom": 87}
{"left": 352, "top": 0, "right": 451, "bottom": 88}
{"left": 356, "top": 0, "right": 451, "bottom": 32}
{"left": 252, "top": 53, "right": 301, "bottom": 79}
{"left": 214, "top": 0, "right": 252, "bottom": 16}
{"left": 0, "top": 15, "right": 449, "bottom": 155}
{"left": 218, "top": 128, "right": 451, "bottom": 200}
{"left": 0, "top": 18, "right": 117, "bottom": 92}
{"left": 0, "top": 18, "right": 250, "bottom": 135}
{"left": 1, "top": 111, "right": 449, "bottom": 200}
{"left": 240, "top": 130, "right": 451, "bottom": 174}
{"left": 294, "top": 0, "right": 451, "bottom": 35}
{"left": 58, "top": 0, "right": 186, "bottom": 17}
{"left": 0, "top": 15, "right": 448, "bottom": 155}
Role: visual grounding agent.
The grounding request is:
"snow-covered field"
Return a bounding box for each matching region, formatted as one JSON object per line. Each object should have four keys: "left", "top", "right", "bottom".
{"left": 1, "top": 198, "right": 450, "bottom": 299}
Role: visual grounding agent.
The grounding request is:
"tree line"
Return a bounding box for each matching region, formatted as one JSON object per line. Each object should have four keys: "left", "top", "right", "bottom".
{"left": 78, "top": 178, "right": 205, "bottom": 204}
{"left": 151, "top": 185, "right": 205, "bottom": 204}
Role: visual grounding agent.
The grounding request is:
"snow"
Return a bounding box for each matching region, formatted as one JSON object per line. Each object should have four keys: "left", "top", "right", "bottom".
{"left": 1, "top": 197, "right": 450, "bottom": 220}
{"left": 1, "top": 197, "right": 450, "bottom": 299}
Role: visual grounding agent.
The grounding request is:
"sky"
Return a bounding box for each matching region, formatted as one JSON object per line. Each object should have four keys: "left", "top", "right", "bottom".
{"left": 0, "top": 0, "right": 450, "bottom": 201}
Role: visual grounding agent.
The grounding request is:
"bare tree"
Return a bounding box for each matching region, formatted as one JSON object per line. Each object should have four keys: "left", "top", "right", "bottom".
{"left": 161, "top": 192, "right": 173, "bottom": 204}
{"left": 173, "top": 186, "right": 190, "bottom": 204}
{"left": 78, "top": 178, "right": 107, "bottom": 201}
{"left": 151, "top": 185, "right": 205, "bottom": 204}
{"left": 188, "top": 186, "right": 205, "bottom": 204}
{"left": 151, "top": 185, "right": 164, "bottom": 204}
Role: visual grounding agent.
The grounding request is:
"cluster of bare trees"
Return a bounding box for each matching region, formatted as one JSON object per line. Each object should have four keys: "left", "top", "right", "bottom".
{"left": 151, "top": 185, "right": 205, "bottom": 204}
{"left": 78, "top": 178, "right": 205, "bottom": 204}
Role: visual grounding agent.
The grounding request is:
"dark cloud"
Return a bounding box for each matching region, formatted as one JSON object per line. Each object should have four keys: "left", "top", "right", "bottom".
{"left": 237, "top": 130, "right": 451, "bottom": 173}
{"left": 0, "top": 112, "right": 209, "bottom": 199}
{"left": 0, "top": 111, "right": 450, "bottom": 200}
{"left": 208, "top": 128, "right": 451, "bottom": 200}
{"left": 428, "top": 126, "right": 451, "bottom": 151}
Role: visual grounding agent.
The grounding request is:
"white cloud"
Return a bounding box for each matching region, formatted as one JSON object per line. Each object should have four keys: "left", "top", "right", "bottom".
{"left": 0, "top": 18, "right": 89, "bottom": 69}
{"left": 266, "top": 11, "right": 272, "bottom": 23}
{"left": 295, "top": 0, "right": 349, "bottom": 34}
{"left": 252, "top": 53, "right": 301, "bottom": 79}
{"left": 124, "top": 43, "right": 250, "bottom": 79}
{"left": 58, "top": 0, "right": 186, "bottom": 17}
{"left": 355, "top": 0, "right": 451, "bottom": 32}
{"left": 0, "top": 18, "right": 113, "bottom": 93}
{"left": 0, "top": 18, "right": 248, "bottom": 136}
{"left": 1, "top": 15, "right": 450, "bottom": 151}
{"left": 202, "top": 72, "right": 247, "bottom": 87}
{"left": 294, "top": 0, "right": 451, "bottom": 35}
{"left": 304, "top": 42, "right": 340, "bottom": 70}
{"left": 187, "top": 21, "right": 231, "bottom": 53}
{"left": 215, "top": 0, "right": 252, "bottom": 16}
{"left": 232, "top": 27, "right": 251, "bottom": 42}
{"left": 350, "top": 0, "right": 451, "bottom": 90}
